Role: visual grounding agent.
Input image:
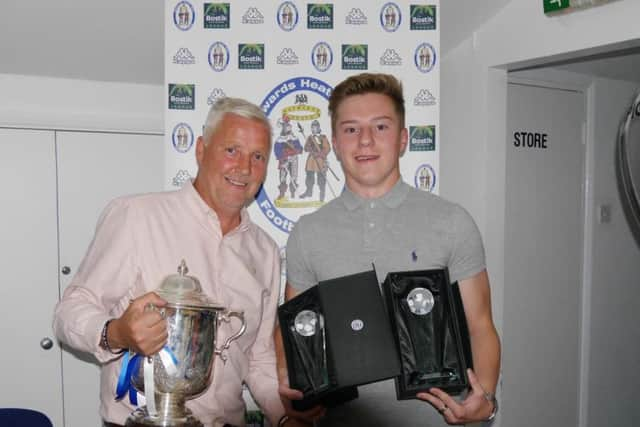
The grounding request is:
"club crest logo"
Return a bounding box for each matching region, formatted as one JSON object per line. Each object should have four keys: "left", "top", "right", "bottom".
{"left": 380, "top": 48, "right": 402, "bottom": 66}
{"left": 342, "top": 44, "right": 368, "bottom": 70}
{"left": 380, "top": 3, "right": 401, "bottom": 32}
{"left": 172, "top": 123, "right": 194, "bottom": 153}
{"left": 277, "top": 48, "right": 300, "bottom": 65}
{"left": 410, "top": 5, "right": 436, "bottom": 30}
{"left": 345, "top": 8, "right": 367, "bottom": 25}
{"left": 409, "top": 126, "right": 435, "bottom": 151}
{"left": 415, "top": 164, "right": 436, "bottom": 192}
{"left": 243, "top": 7, "right": 264, "bottom": 24}
{"left": 414, "top": 43, "right": 436, "bottom": 73}
{"left": 207, "top": 88, "right": 226, "bottom": 106}
{"left": 204, "top": 3, "right": 230, "bottom": 29}
{"left": 238, "top": 44, "right": 265, "bottom": 69}
{"left": 168, "top": 84, "right": 195, "bottom": 110}
{"left": 173, "top": 1, "right": 195, "bottom": 31}
{"left": 414, "top": 89, "right": 436, "bottom": 106}
{"left": 256, "top": 77, "right": 339, "bottom": 234}
{"left": 311, "top": 42, "right": 333, "bottom": 72}
{"left": 307, "top": 4, "right": 333, "bottom": 29}
{"left": 208, "top": 42, "right": 230, "bottom": 72}
{"left": 173, "top": 48, "right": 196, "bottom": 65}
{"left": 277, "top": 2, "right": 299, "bottom": 31}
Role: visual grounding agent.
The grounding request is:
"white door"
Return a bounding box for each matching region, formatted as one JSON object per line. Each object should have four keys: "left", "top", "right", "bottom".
{"left": 56, "top": 131, "right": 163, "bottom": 427}
{"left": 0, "top": 129, "right": 64, "bottom": 426}
{"left": 502, "top": 83, "right": 585, "bottom": 427}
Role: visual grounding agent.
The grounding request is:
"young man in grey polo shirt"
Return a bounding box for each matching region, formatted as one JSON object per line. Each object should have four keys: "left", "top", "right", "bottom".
{"left": 275, "top": 73, "right": 500, "bottom": 427}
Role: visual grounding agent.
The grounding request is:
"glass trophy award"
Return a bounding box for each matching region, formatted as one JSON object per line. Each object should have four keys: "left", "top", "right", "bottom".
{"left": 382, "top": 268, "right": 472, "bottom": 399}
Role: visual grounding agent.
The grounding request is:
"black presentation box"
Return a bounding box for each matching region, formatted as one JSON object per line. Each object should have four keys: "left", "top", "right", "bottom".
{"left": 278, "top": 270, "right": 401, "bottom": 410}
{"left": 382, "top": 268, "right": 473, "bottom": 399}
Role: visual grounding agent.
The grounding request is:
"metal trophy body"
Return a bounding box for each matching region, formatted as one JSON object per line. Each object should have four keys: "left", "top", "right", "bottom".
{"left": 125, "top": 260, "right": 246, "bottom": 427}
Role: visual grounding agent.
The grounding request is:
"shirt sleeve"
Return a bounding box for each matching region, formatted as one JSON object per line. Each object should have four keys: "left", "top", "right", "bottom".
{"left": 285, "top": 216, "right": 317, "bottom": 292}
{"left": 448, "top": 205, "right": 486, "bottom": 283}
{"left": 244, "top": 239, "right": 285, "bottom": 426}
{"left": 52, "top": 197, "right": 139, "bottom": 363}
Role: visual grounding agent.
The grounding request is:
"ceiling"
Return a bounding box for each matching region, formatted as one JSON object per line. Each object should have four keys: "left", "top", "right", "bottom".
{"left": 1, "top": 1, "right": 637, "bottom": 85}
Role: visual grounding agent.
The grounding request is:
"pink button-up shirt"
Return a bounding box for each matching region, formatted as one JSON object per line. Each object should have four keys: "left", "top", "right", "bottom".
{"left": 53, "top": 182, "right": 284, "bottom": 426}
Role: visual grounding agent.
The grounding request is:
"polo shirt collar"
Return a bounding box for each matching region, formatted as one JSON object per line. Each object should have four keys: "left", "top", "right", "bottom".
{"left": 341, "top": 178, "right": 409, "bottom": 211}
{"left": 180, "top": 180, "right": 251, "bottom": 233}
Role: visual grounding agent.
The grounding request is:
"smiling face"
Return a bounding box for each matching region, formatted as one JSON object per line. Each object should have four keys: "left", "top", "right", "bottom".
{"left": 193, "top": 112, "right": 270, "bottom": 232}
{"left": 332, "top": 92, "right": 408, "bottom": 198}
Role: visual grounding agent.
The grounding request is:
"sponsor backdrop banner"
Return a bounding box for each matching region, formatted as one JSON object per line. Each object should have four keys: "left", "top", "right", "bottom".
{"left": 165, "top": 1, "right": 438, "bottom": 422}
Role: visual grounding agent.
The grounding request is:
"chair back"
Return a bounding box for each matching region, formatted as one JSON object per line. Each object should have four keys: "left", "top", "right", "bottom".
{"left": 0, "top": 408, "right": 53, "bottom": 427}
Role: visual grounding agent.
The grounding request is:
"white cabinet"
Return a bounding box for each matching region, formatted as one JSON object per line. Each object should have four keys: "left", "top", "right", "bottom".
{"left": 0, "top": 128, "right": 163, "bottom": 426}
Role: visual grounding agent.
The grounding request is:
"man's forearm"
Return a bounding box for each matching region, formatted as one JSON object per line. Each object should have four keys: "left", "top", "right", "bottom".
{"left": 470, "top": 325, "right": 501, "bottom": 394}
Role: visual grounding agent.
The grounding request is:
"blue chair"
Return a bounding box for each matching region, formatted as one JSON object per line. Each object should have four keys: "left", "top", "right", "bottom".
{"left": 0, "top": 408, "right": 53, "bottom": 427}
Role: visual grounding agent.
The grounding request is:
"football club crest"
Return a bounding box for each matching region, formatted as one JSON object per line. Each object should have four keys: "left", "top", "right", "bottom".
{"left": 207, "top": 88, "right": 226, "bottom": 106}
{"left": 380, "top": 3, "right": 401, "bottom": 32}
{"left": 311, "top": 42, "right": 333, "bottom": 72}
{"left": 410, "top": 5, "right": 436, "bottom": 30}
{"left": 342, "top": 44, "right": 368, "bottom": 70}
{"left": 277, "top": 48, "right": 300, "bottom": 65}
{"left": 277, "top": 2, "right": 299, "bottom": 31}
{"left": 414, "top": 89, "right": 436, "bottom": 106}
{"left": 256, "top": 77, "right": 339, "bottom": 234}
{"left": 345, "top": 8, "right": 367, "bottom": 25}
{"left": 208, "top": 42, "right": 230, "bottom": 72}
{"left": 173, "top": 48, "right": 195, "bottom": 65}
{"left": 172, "top": 123, "right": 194, "bottom": 153}
{"left": 380, "top": 48, "right": 402, "bottom": 66}
{"left": 414, "top": 164, "right": 436, "bottom": 192}
{"left": 414, "top": 43, "right": 436, "bottom": 73}
{"left": 238, "top": 44, "right": 265, "bottom": 69}
{"left": 409, "top": 126, "right": 436, "bottom": 151}
{"left": 203, "top": 3, "right": 230, "bottom": 29}
{"left": 243, "top": 7, "right": 264, "bottom": 24}
{"left": 168, "top": 84, "right": 195, "bottom": 110}
{"left": 307, "top": 4, "right": 333, "bottom": 29}
{"left": 173, "top": 1, "right": 195, "bottom": 31}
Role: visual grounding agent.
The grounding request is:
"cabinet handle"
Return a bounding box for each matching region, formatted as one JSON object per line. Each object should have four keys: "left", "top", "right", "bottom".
{"left": 40, "top": 337, "right": 54, "bottom": 350}
{"left": 61, "top": 266, "right": 71, "bottom": 275}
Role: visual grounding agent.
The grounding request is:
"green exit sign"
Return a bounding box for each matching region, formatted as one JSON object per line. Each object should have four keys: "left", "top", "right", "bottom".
{"left": 544, "top": 0, "right": 570, "bottom": 13}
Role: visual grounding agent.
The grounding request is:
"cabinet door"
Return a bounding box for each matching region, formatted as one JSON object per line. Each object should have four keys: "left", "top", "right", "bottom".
{"left": 0, "top": 128, "right": 63, "bottom": 426}
{"left": 56, "top": 131, "right": 163, "bottom": 427}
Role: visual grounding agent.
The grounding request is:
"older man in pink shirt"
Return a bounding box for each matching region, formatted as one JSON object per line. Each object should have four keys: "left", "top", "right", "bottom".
{"left": 53, "top": 98, "right": 286, "bottom": 427}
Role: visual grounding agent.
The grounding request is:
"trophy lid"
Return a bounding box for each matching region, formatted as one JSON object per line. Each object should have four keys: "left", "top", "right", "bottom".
{"left": 156, "top": 260, "right": 222, "bottom": 309}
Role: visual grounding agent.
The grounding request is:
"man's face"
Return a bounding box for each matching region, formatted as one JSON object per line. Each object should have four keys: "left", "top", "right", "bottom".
{"left": 332, "top": 93, "right": 407, "bottom": 198}
{"left": 194, "top": 113, "right": 270, "bottom": 220}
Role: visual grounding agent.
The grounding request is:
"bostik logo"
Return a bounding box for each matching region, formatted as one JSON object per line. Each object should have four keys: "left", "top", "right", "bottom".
{"left": 410, "top": 5, "right": 436, "bottom": 30}
{"left": 342, "top": 44, "right": 368, "bottom": 70}
{"left": 307, "top": 4, "right": 333, "bottom": 29}
{"left": 409, "top": 126, "right": 436, "bottom": 152}
{"left": 380, "top": 3, "right": 401, "bottom": 32}
{"left": 204, "top": 3, "right": 230, "bottom": 29}
{"left": 277, "top": 2, "right": 299, "bottom": 31}
{"left": 173, "top": 1, "right": 195, "bottom": 31}
{"left": 168, "top": 84, "right": 195, "bottom": 110}
{"left": 238, "top": 44, "right": 265, "bottom": 69}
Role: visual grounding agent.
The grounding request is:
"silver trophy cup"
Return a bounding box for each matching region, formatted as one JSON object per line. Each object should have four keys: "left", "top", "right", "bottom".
{"left": 125, "top": 260, "right": 246, "bottom": 427}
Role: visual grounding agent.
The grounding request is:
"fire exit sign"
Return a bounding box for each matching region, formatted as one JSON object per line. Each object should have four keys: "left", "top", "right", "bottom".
{"left": 544, "top": 0, "right": 614, "bottom": 15}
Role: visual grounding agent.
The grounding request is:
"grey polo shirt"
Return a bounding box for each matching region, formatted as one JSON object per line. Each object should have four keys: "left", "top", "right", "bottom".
{"left": 285, "top": 179, "right": 486, "bottom": 427}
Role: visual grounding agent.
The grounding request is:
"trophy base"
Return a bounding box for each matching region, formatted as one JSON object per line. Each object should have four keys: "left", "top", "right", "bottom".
{"left": 125, "top": 406, "right": 203, "bottom": 427}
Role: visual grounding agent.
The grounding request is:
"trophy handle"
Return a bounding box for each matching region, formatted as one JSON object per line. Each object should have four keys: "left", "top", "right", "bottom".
{"left": 215, "top": 310, "right": 246, "bottom": 362}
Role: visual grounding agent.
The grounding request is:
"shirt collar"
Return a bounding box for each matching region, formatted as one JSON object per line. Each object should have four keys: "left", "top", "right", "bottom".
{"left": 341, "top": 178, "right": 409, "bottom": 211}
{"left": 180, "top": 180, "right": 251, "bottom": 233}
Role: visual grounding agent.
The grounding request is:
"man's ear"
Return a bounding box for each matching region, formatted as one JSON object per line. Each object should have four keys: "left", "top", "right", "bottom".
{"left": 399, "top": 127, "right": 408, "bottom": 157}
{"left": 195, "top": 136, "right": 205, "bottom": 167}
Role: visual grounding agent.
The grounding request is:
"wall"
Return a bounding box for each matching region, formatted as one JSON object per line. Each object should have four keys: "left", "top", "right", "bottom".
{"left": 0, "top": 73, "right": 163, "bottom": 133}
{"left": 441, "top": 1, "right": 640, "bottom": 426}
